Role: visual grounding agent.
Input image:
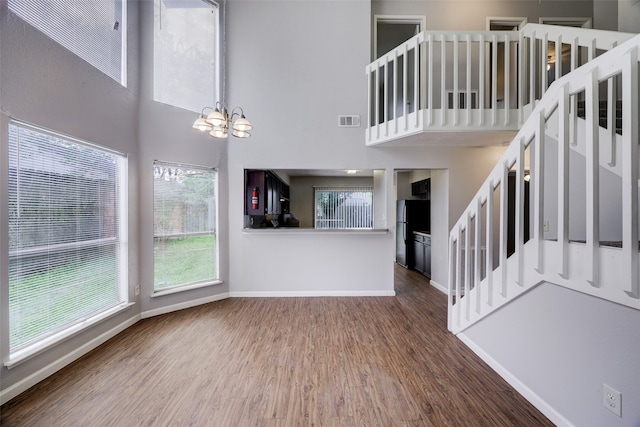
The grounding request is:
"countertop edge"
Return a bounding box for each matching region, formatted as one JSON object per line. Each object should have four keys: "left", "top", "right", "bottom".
{"left": 242, "top": 228, "right": 390, "bottom": 235}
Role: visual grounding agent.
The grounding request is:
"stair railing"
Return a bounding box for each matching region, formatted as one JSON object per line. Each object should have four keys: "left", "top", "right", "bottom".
{"left": 448, "top": 34, "right": 640, "bottom": 334}
{"left": 365, "top": 24, "right": 636, "bottom": 146}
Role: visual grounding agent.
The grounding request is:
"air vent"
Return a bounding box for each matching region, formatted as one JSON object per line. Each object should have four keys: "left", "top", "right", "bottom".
{"left": 338, "top": 115, "right": 361, "bottom": 128}
{"left": 446, "top": 91, "right": 478, "bottom": 109}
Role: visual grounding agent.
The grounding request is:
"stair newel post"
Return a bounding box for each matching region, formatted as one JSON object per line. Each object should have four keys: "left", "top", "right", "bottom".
{"left": 516, "top": 138, "right": 525, "bottom": 286}
{"left": 622, "top": 46, "right": 639, "bottom": 298}
{"left": 486, "top": 181, "right": 495, "bottom": 306}
{"left": 500, "top": 162, "right": 509, "bottom": 297}
{"left": 533, "top": 110, "right": 545, "bottom": 274}
{"left": 585, "top": 68, "right": 600, "bottom": 287}
{"left": 504, "top": 33, "right": 510, "bottom": 126}
{"left": 558, "top": 83, "right": 570, "bottom": 279}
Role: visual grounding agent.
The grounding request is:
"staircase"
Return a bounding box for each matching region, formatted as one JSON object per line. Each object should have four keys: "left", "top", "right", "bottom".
{"left": 366, "top": 24, "right": 640, "bottom": 334}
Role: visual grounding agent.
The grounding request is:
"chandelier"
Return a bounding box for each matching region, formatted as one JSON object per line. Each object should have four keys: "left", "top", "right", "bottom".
{"left": 192, "top": 102, "right": 252, "bottom": 139}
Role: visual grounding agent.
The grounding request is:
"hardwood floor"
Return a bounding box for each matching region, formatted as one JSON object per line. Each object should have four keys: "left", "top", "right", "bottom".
{"left": 1, "top": 266, "right": 553, "bottom": 426}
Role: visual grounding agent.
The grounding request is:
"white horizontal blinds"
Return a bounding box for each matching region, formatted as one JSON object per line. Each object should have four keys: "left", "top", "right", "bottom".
{"left": 314, "top": 187, "right": 374, "bottom": 229}
{"left": 153, "top": 162, "right": 217, "bottom": 290}
{"left": 7, "top": 0, "right": 125, "bottom": 85}
{"left": 8, "top": 123, "right": 125, "bottom": 352}
{"left": 153, "top": 0, "right": 218, "bottom": 113}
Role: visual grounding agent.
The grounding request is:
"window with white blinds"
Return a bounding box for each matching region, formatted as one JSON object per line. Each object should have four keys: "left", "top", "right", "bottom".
{"left": 7, "top": 0, "right": 127, "bottom": 85}
{"left": 314, "top": 187, "right": 374, "bottom": 229}
{"left": 153, "top": 162, "right": 217, "bottom": 291}
{"left": 8, "top": 122, "right": 127, "bottom": 353}
{"left": 153, "top": 0, "right": 219, "bottom": 113}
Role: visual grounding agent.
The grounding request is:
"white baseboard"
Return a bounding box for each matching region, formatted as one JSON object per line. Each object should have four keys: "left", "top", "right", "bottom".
{"left": 141, "top": 292, "right": 230, "bottom": 319}
{"left": 229, "top": 290, "right": 396, "bottom": 297}
{"left": 0, "top": 314, "right": 140, "bottom": 406}
{"left": 429, "top": 279, "right": 448, "bottom": 294}
{"left": 457, "top": 332, "right": 574, "bottom": 427}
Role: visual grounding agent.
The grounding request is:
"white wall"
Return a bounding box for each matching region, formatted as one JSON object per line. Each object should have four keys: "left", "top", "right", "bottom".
{"left": 224, "top": 1, "right": 506, "bottom": 297}
{"left": 618, "top": 0, "right": 640, "bottom": 33}
{"left": 137, "top": 0, "right": 231, "bottom": 316}
{"left": 463, "top": 283, "right": 640, "bottom": 426}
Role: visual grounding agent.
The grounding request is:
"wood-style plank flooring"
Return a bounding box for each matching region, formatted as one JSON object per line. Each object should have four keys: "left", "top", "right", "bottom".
{"left": 1, "top": 266, "right": 553, "bottom": 426}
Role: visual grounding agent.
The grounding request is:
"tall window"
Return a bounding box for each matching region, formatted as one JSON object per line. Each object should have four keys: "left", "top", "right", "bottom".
{"left": 314, "top": 187, "right": 374, "bottom": 229}
{"left": 154, "top": 0, "right": 219, "bottom": 112}
{"left": 8, "top": 122, "right": 128, "bottom": 354}
{"left": 153, "top": 162, "right": 218, "bottom": 291}
{"left": 7, "top": 0, "right": 127, "bottom": 85}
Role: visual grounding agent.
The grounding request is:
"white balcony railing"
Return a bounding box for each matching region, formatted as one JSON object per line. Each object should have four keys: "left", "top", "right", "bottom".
{"left": 447, "top": 33, "right": 640, "bottom": 334}
{"left": 366, "top": 24, "right": 635, "bottom": 146}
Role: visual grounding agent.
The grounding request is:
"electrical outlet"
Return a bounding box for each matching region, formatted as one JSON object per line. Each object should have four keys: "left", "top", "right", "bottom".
{"left": 603, "top": 384, "right": 622, "bottom": 417}
{"left": 135, "top": 284, "right": 140, "bottom": 296}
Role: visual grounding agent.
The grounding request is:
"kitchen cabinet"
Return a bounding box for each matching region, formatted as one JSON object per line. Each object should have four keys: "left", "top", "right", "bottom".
{"left": 412, "top": 232, "right": 431, "bottom": 278}
{"left": 245, "top": 170, "right": 290, "bottom": 216}
{"left": 411, "top": 178, "right": 431, "bottom": 200}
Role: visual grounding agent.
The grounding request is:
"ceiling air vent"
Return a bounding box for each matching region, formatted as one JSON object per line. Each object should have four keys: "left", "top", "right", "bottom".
{"left": 338, "top": 115, "right": 361, "bottom": 128}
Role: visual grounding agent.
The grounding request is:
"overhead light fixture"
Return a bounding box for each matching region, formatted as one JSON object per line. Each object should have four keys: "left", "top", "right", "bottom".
{"left": 346, "top": 170, "right": 358, "bottom": 174}
{"left": 192, "top": 102, "right": 252, "bottom": 139}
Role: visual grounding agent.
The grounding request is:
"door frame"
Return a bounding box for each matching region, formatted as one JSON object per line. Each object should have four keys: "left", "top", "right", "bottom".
{"left": 373, "top": 15, "right": 426, "bottom": 60}
{"left": 486, "top": 17, "right": 528, "bottom": 31}
{"left": 539, "top": 17, "right": 592, "bottom": 28}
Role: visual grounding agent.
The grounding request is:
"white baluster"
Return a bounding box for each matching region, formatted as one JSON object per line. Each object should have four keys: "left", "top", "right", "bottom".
{"left": 558, "top": 83, "right": 570, "bottom": 278}
{"left": 585, "top": 68, "right": 600, "bottom": 287}
{"left": 622, "top": 46, "right": 639, "bottom": 298}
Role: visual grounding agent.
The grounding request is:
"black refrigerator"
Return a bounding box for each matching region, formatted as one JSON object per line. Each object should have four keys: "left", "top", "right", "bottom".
{"left": 396, "top": 200, "right": 430, "bottom": 268}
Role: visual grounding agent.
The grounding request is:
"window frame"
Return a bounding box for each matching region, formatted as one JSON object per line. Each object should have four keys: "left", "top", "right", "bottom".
{"left": 314, "top": 186, "right": 375, "bottom": 230}
{"left": 153, "top": 0, "right": 221, "bottom": 113}
{"left": 152, "top": 161, "right": 220, "bottom": 296}
{"left": 7, "top": 0, "right": 128, "bottom": 86}
{"left": 5, "top": 120, "right": 130, "bottom": 367}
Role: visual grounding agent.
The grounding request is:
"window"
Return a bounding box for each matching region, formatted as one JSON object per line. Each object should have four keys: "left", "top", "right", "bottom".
{"left": 7, "top": 0, "right": 127, "bottom": 85}
{"left": 8, "top": 122, "right": 128, "bottom": 355}
{"left": 153, "top": 162, "right": 218, "bottom": 291}
{"left": 314, "top": 187, "right": 374, "bottom": 229}
{"left": 154, "top": 0, "right": 220, "bottom": 112}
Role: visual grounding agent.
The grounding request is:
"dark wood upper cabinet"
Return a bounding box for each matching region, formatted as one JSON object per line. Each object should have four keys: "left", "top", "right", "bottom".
{"left": 411, "top": 178, "right": 431, "bottom": 200}
{"left": 245, "top": 170, "right": 290, "bottom": 216}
